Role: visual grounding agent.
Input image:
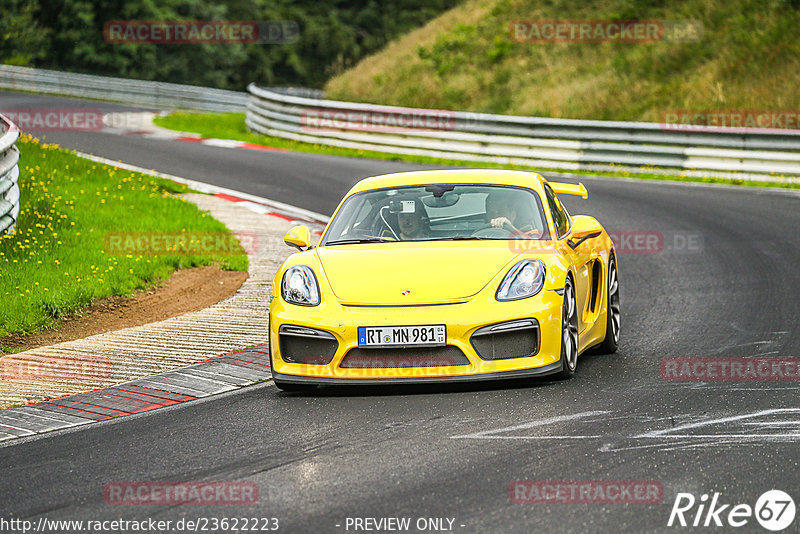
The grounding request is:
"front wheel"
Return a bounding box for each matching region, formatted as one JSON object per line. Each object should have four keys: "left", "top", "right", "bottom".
{"left": 555, "top": 277, "right": 579, "bottom": 380}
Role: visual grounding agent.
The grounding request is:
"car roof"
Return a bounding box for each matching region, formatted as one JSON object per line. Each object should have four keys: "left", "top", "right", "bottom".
{"left": 347, "top": 169, "right": 547, "bottom": 196}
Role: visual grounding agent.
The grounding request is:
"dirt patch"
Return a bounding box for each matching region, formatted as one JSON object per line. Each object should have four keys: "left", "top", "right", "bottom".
{"left": 1, "top": 266, "right": 248, "bottom": 354}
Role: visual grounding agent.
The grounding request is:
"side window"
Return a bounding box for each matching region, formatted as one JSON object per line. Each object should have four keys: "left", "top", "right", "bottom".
{"left": 343, "top": 198, "right": 374, "bottom": 234}
{"left": 543, "top": 184, "right": 570, "bottom": 238}
{"left": 353, "top": 199, "right": 373, "bottom": 226}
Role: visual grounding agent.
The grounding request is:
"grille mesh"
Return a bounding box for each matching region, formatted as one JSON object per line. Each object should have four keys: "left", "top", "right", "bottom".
{"left": 340, "top": 346, "right": 469, "bottom": 368}
{"left": 279, "top": 335, "right": 338, "bottom": 365}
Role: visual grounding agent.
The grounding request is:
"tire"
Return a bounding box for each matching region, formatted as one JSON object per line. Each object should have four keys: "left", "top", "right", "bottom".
{"left": 555, "top": 276, "right": 579, "bottom": 380}
{"left": 595, "top": 256, "right": 620, "bottom": 354}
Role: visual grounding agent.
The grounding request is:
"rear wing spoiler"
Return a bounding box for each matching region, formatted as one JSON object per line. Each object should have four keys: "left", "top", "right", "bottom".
{"left": 549, "top": 182, "right": 588, "bottom": 199}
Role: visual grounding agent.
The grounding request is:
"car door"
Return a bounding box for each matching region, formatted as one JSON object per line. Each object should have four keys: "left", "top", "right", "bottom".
{"left": 543, "top": 184, "right": 593, "bottom": 334}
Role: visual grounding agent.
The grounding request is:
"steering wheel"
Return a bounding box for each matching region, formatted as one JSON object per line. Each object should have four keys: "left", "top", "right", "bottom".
{"left": 471, "top": 222, "right": 515, "bottom": 238}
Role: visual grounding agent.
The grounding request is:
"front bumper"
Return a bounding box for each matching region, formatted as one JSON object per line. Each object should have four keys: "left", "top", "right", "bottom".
{"left": 269, "top": 288, "right": 564, "bottom": 383}
{"left": 272, "top": 362, "right": 564, "bottom": 385}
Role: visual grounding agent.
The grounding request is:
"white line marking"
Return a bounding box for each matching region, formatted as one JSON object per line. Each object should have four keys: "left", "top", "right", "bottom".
{"left": 600, "top": 439, "right": 728, "bottom": 453}
{"left": 169, "top": 371, "right": 238, "bottom": 391}
{"left": 651, "top": 434, "right": 800, "bottom": 439}
{"left": 12, "top": 407, "right": 92, "bottom": 427}
{"left": 0, "top": 422, "right": 35, "bottom": 435}
{"left": 647, "top": 440, "right": 746, "bottom": 452}
{"left": 634, "top": 408, "right": 800, "bottom": 438}
{"left": 453, "top": 435, "right": 603, "bottom": 440}
{"left": 742, "top": 421, "right": 800, "bottom": 426}
{"left": 451, "top": 411, "right": 609, "bottom": 439}
{"left": 200, "top": 138, "right": 246, "bottom": 148}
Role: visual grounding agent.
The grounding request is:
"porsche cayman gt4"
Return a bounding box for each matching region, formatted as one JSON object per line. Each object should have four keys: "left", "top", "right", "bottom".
{"left": 269, "top": 170, "right": 619, "bottom": 391}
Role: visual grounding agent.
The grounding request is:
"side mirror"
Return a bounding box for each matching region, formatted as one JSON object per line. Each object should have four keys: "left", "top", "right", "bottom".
{"left": 567, "top": 215, "right": 602, "bottom": 249}
{"left": 571, "top": 215, "right": 600, "bottom": 233}
{"left": 284, "top": 225, "right": 312, "bottom": 251}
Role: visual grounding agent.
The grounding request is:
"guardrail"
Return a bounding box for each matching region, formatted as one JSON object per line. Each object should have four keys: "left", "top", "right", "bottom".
{"left": 0, "top": 64, "right": 324, "bottom": 112}
{"left": 246, "top": 84, "right": 800, "bottom": 180}
{"left": 0, "top": 64, "right": 247, "bottom": 112}
{"left": 0, "top": 115, "right": 20, "bottom": 235}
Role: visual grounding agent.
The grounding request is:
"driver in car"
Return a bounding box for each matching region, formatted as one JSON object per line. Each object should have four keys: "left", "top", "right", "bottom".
{"left": 398, "top": 200, "right": 431, "bottom": 240}
{"left": 485, "top": 191, "right": 540, "bottom": 237}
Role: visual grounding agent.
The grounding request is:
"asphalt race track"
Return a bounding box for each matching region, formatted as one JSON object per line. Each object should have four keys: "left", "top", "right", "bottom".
{"left": 2, "top": 92, "right": 800, "bottom": 532}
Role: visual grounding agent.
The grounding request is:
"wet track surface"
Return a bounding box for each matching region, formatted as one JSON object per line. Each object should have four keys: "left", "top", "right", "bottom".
{"left": 2, "top": 92, "right": 800, "bottom": 532}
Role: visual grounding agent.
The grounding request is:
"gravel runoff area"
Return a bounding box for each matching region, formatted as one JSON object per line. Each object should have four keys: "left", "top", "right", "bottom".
{"left": 0, "top": 194, "right": 295, "bottom": 409}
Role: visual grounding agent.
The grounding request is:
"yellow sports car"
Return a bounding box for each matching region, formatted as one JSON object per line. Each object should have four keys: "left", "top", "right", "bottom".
{"left": 269, "top": 169, "right": 619, "bottom": 390}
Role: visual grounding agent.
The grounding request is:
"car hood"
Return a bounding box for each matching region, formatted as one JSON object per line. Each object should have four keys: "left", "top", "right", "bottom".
{"left": 316, "top": 242, "right": 545, "bottom": 305}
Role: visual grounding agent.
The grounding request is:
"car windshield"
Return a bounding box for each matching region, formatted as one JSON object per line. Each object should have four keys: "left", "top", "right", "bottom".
{"left": 322, "top": 184, "right": 550, "bottom": 245}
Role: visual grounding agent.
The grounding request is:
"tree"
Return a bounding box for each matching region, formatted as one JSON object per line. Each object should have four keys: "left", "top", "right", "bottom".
{"left": 0, "top": 0, "right": 50, "bottom": 66}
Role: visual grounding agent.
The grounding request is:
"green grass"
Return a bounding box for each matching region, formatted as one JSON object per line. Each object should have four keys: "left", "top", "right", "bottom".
{"left": 0, "top": 135, "right": 248, "bottom": 339}
{"left": 154, "top": 111, "right": 800, "bottom": 190}
{"left": 325, "top": 0, "right": 800, "bottom": 122}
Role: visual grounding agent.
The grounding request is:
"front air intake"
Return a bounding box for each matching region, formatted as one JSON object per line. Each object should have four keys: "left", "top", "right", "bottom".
{"left": 470, "top": 319, "right": 539, "bottom": 360}
{"left": 279, "top": 325, "right": 338, "bottom": 365}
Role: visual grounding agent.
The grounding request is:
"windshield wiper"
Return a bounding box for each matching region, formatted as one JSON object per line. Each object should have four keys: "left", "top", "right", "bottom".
{"left": 427, "top": 236, "right": 500, "bottom": 241}
{"left": 324, "top": 238, "right": 391, "bottom": 245}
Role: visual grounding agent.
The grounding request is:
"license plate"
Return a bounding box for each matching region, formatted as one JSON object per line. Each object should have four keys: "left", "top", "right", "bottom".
{"left": 358, "top": 325, "right": 446, "bottom": 347}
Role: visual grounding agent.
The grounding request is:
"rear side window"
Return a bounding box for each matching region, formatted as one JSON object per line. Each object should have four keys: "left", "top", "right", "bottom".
{"left": 543, "top": 184, "right": 570, "bottom": 238}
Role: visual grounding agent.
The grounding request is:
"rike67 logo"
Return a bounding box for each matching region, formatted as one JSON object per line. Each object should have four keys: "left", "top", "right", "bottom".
{"left": 668, "top": 490, "right": 796, "bottom": 531}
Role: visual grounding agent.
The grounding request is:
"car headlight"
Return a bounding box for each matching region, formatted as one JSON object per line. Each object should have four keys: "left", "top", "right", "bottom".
{"left": 281, "top": 265, "right": 320, "bottom": 306}
{"left": 496, "top": 259, "right": 546, "bottom": 301}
